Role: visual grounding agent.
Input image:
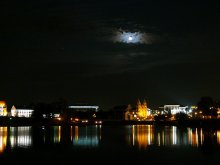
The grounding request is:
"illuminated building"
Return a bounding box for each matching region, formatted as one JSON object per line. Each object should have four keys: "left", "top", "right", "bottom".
{"left": 11, "top": 105, "right": 17, "bottom": 117}
{"left": 125, "top": 104, "right": 135, "bottom": 120}
{"left": 10, "top": 105, "right": 34, "bottom": 118}
{"left": 42, "top": 113, "right": 61, "bottom": 119}
{"left": 67, "top": 104, "right": 100, "bottom": 120}
{"left": 163, "top": 105, "right": 188, "bottom": 115}
{"left": 137, "top": 99, "right": 149, "bottom": 120}
{"left": 0, "top": 101, "right": 7, "bottom": 116}
{"left": 68, "top": 105, "right": 99, "bottom": 112}
{"left": 125, "top": 99, "right": 151, "bottom": 120}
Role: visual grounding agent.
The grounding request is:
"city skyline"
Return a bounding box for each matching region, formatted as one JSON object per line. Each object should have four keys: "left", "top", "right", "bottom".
{"left": 1, "top": 0, "right": 220, "bottom": 110}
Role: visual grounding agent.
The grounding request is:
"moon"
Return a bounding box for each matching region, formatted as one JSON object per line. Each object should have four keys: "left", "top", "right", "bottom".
{"left": 128, "top": 36, "right": 133, "bottom": 41}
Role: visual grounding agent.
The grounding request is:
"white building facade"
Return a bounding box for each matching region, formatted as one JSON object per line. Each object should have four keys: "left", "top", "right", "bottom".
{"left": 164, "top": 105, "right": 188, "bottom": 115}
{"left": 11, "top": 105, "right": 34, "bottom": 118}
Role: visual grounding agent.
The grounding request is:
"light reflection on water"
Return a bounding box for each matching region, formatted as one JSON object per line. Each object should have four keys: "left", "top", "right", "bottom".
{"left": 0, "top": 127, "right": 7, "bottom": 154}
{"left": 72, "top": 125, "right": 102, "bottom": 147}
{"left": 53, "top": 126, "right": 61, "bottom": 143}
{"left": 126, "top": 125, "right": 219, "bottom": 149}
{"left": 0, "top": 126, "right": 32, "bottom": 154}
{"left": 10, "top": 127, "right": 32, "bottom": 148}
{"left": 0, "top": 125, "right": 220, "bottom": 154}
{"left": 41, "top": 125, "right": 102, "bottom": 147}
{"left": 218, "top": 130, "right": 220, "bottom": 144}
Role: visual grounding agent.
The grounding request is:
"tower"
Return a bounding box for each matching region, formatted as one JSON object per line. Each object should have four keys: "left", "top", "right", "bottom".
{"left": 137, "top": 99, "right": 148, "bottom": 120}
{"left": 11, "top": 105, "right": 17, "bottom": 117}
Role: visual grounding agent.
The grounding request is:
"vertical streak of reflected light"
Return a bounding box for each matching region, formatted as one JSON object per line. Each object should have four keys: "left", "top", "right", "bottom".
{"left": 10, "top": 127, "right": 16, "bottom": 148}
{"left": 148, "top": 125, "right": 152, "bottom": 145}
{"left": 192, "top": 128, "right": 195, "bottom": 146}
{"left": 58, "top": 126, "right": 61, "bottom": 143}
{"left": 162, "top": 130, "right": 164, "bottom": 146}
{"left": 172, "top": 126, "right": 177, "bottom": 145}
{"left": 72, "top": 126, "right": 100, "bottom": 147}
{"left": 53, "top": 126, "right": 60, "bottom": 143}
{"left": 99, "top": 125, "right": 102, "bottom": 140}
{"left": 190, "top": 128, "right": 199, "bottom": 147}
{"left": 0, "top": 127, "right": 7, "bottom": 154}
{"left": 217, "top": 130, "right": 220, "bottom": 145}
{"left": 196, "top": 128, "right": 198, "bottom": 147}
{"left": 148, "top": 126, "right": 151, "bottom": 145}
{"left": 200, "top": 128, "right": 203, "bottom": 145}
{"left": 75, "top": 126, "right": 79, "bottom": 142}
{"left": 17, "top": 127, "right": 32, "bottom": 147}
{"left": 137, "top": 125, "right": 148, "bottom": 148}
{"left": 188, "top": 128, "right": 192, "bottom": 145}
{"left": 131, "top": 125, "right": 154, "bottom": 149}
{"left": 70, "top": 126, "right": 73, "bottom": 141}
{"left": 158, "top": 132, "right": 160, "bottom": 146}
{"left": 132, "top": 125, "right": 135, "bottom": 146}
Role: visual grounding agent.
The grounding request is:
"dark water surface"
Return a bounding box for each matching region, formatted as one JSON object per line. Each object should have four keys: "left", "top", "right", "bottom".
{"left": 0, "top": 125, "right": 220, "bottom": 164}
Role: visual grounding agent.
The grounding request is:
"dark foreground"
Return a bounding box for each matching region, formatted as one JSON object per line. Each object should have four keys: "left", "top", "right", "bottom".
{"left": 1, "top": 146, "right": 220, "bottom": 165}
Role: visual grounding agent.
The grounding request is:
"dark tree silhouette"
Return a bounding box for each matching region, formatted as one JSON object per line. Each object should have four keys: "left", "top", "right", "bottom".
{"left": 176, "top": 112, "right": 188, "bottom": 121}
{"left": 197, "top": 96, "right": 217, "bottom": 117}
{"left": 31, "top": 102, "right": 52, "bottom": 120}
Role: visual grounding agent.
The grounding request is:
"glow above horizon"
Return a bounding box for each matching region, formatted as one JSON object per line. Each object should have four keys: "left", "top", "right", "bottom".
{"left": 113, "top": 30, "right": 149, "bottom": 44}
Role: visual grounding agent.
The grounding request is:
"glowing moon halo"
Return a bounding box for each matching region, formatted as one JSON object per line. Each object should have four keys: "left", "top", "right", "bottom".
{"left": 113, "top": 30, "right": 145, "bottom": 44}
{"left": 113, "top": 29, "right": 153, "bottom": 44}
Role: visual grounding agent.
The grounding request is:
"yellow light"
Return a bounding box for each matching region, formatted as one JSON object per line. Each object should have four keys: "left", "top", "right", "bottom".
{"left": 0, "top": 127, "right": 7, "bottom": 154}
{"left": 217, "top": 130, "right": 220, "bottom": 145}
{"left": 0, "top": 101, "right": 6, "bottom": 106}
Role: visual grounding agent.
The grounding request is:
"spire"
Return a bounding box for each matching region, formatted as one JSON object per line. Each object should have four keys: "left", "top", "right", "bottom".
{"left": 137, "top": 99, "right": 141, "bottom": 105}
{"left": 126, "top": 104, "right": 132, "bottom": 111}
{"left": 143, "top": 99, "right": 147, "bottom": 107}
{"left": 11, "top": 105, "right": 16, "bottom": 110}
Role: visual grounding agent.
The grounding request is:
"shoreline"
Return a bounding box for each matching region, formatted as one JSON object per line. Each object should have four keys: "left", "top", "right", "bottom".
{"left": 0, "top": 118, "right": 220, "bottom": 128}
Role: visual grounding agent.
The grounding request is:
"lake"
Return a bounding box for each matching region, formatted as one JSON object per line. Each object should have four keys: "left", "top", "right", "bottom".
{"left": 0, "top": 125, "right": 220, "bottom": 164}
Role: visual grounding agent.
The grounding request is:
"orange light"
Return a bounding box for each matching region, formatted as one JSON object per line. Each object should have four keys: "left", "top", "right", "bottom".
{"left": 0, "top": 101, "right": 6, "bottom": 106}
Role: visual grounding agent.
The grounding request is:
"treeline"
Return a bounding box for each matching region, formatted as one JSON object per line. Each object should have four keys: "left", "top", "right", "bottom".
{"left": 197, "top": 96, "right": 220, "bottom": 117}
{"left": 27, "top": 98, "right": 68, "bottom": 120}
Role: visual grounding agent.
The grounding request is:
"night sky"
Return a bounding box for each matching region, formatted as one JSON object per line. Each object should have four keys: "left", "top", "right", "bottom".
{"left": 1, "top": 0, "right": 220, "bottom": 110}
